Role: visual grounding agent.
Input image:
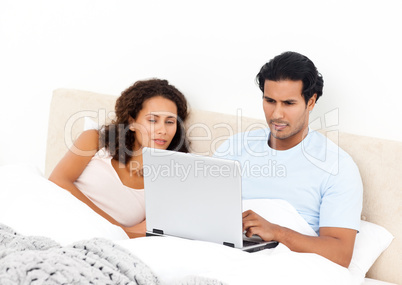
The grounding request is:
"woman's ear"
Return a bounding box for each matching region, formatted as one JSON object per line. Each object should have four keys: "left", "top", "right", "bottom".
{"left": 129, "top": 116, "right": 136, "bottom": 131}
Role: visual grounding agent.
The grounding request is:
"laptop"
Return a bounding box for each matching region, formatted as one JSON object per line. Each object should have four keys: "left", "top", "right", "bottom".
{"left": 142, "top": 147, "right": 278, "bottom": 252}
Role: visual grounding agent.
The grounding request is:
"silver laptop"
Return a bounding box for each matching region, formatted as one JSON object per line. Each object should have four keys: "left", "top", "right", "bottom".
{"left": 142, "top": 147, "right": 278, "bottom": 252}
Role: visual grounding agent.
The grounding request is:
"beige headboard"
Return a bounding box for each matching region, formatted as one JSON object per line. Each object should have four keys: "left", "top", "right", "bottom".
{"left": 45, "top": 88, "right": 268, "bottom": 175}
{"left": 45, "top": 88, "right": 402, "bottom": 284}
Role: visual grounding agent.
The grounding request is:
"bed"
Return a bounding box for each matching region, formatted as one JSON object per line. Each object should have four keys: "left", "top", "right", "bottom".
{"left": 1, "top": 88, "right": 401, "bottom": 284}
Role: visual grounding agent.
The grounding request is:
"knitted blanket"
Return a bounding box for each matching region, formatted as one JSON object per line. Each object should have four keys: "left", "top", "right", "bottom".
{"left": 0, "top": 224, "right": 225, "bottom": 285}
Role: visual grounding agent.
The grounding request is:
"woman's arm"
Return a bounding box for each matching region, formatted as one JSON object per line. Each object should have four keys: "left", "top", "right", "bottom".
{"left": 48, "top": 130, "right": 122, "bottom": 227}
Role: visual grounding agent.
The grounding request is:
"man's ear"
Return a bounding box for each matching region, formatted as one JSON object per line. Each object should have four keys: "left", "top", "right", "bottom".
{"left": 308, "top": 94, "right": 317, "bottom": 111}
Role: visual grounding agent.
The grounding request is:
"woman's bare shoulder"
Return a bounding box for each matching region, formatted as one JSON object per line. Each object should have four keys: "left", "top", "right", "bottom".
{"left": 49, "top": 130, "right": 100, "bottom": 182}
{"left": 71, "top": 129, "right": 100, "bottom": 155}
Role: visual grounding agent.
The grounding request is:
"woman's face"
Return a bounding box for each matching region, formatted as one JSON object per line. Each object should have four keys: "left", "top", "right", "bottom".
{"left": 131, "top": 96, "right": 178, "bottom": 154}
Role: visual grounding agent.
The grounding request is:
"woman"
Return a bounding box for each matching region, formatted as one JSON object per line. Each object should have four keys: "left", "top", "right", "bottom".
{"left": 49, "top": 79, "right": 189, "bottom": 238}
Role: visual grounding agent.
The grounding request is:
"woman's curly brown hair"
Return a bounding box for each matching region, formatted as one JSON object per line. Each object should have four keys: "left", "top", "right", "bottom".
{"left": 100, "top": 78, "right": 189, "bottom": 164}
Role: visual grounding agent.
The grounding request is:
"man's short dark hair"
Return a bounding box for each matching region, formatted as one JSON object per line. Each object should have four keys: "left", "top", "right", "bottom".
{"left": 256, "top": 51, "right": 324, "bottom": 104}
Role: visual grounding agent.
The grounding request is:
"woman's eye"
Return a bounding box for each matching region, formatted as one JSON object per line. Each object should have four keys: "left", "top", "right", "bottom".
{"left": 148, "top": 119, "right": 156, "bottom": 123}
{"left": 166, "top": 120, "right": 176, "bottom": 125}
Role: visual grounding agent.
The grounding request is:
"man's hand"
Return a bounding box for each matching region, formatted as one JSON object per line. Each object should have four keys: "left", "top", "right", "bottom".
{"left": 242, "top": 209, "right": 357, "bottom": 268}
{"left": 242, "top": 209, "right": 279, "bottom": 241}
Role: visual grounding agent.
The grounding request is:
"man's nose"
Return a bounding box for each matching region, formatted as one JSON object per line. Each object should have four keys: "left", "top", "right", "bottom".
{"left": 272, "top": 104, "right": 284, "bottom": 119}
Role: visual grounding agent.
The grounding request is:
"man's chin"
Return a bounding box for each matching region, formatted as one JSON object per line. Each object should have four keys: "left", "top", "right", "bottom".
{"left": 270, "top": 130, "right": 289, "bottom": 140}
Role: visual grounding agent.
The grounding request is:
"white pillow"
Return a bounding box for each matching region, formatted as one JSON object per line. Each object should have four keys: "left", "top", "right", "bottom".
{"left": 84, "top": 116, "right": 100, "bottom": 130}
{"left": 348, "top": 220, "right": 394, "bottom": 279}
{"left": 0, "top": 163, "right": 129, "bottom": 245}
{"left": 242, "top": 199, "right": 318, "bottom": 237}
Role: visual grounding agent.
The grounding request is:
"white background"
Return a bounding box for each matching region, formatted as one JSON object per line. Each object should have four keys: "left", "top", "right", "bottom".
{"left": 1, "top": 0, "right": 401, "bottom": 172}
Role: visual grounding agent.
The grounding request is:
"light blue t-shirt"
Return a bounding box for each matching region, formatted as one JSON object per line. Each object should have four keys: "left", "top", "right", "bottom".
{"left": 214, "top": 128, "right": 363, "bottom": 234}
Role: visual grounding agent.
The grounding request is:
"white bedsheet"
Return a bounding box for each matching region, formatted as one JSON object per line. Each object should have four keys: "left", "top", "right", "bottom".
{"left": 117, "top": 198, "right": 361, "bottom": 284}
{"left": 0, "top": 164, "right": 367, "bottom": 284}
{"left": 0, "top": 163, "right": 129, "bottom": 245}
{"left": 117, "top": 236, "right": 356, "bottom": 285}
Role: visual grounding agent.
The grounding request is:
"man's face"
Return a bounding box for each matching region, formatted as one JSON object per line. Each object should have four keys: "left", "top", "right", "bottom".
{"left": 262, "top": 79, "right": 316, "bottom": 150}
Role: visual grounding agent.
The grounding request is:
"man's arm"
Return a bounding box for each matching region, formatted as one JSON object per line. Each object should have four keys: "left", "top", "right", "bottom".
{"left": 242, "top": 210, "right": 356, "bottom": 267}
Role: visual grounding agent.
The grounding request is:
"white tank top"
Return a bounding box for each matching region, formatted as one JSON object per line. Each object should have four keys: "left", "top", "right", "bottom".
{"left": 74, "top": 148, "right": 145, "bottom": 227}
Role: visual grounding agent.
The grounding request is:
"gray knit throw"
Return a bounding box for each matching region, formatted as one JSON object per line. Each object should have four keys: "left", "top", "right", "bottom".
{"left": 0, "top": 224, "right": 226, "bottom": 285}
{"left": 0, "top": 223, "right": 159, "bottom": 284}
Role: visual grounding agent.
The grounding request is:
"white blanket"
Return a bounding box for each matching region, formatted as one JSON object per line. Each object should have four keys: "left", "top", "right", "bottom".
{"left": 0, "top": 164, "right": 362, "bottom": 285}
{"left": 116, "top": 199, "right": 356, "bottom": 285}
{"left": 117, "top": 236, "right": 355, "bottom": 285}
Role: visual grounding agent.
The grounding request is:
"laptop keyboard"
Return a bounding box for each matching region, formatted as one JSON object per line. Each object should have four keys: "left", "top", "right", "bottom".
{"left": 243, "top": 240, "right": 259, "bottom": 247}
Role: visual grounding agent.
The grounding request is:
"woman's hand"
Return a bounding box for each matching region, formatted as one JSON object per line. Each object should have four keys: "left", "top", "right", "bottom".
{"left": 123, "top": 220, "right": 147, "bottom": 238}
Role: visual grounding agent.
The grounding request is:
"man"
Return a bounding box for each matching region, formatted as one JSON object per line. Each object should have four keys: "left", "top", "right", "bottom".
{"left": 214, "top": 51, "right": 362, "bottom": 267}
